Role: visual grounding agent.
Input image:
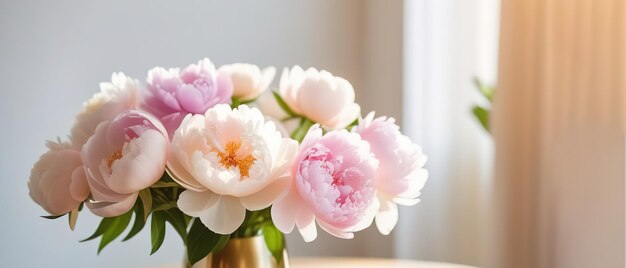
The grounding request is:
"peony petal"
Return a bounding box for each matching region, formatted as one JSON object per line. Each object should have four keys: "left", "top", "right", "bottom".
{"left": 393, "top": 197, "right": 421, "bottom": 206}
{"left": 327, "top": 103, "right": 360, "bottom": 130}
{"left": 270, "top": 187, "right": 304, "bottom": 234}
{"left": 106, "top": 130, "right": 168, "bottom": 194}
{"left": 317, "top": 220, "right": 354, "bottom": 239}
{"left": 239, "top": 176, "right": 290, "bottom": 211}
{"left": 70, "top": 166, "right": 90, "bottom": 202}
{"left": 375, "top": 199, "right": 399, "bottom": 235}
{"left": 177, "top": 84, "right": 206, "bottom": 114}
{"left": 295, "top": 208, "right": 317, "bottom": 242}
{"left": 257, "top": 66, "right": 276, "bottom": 97}
{"left": 177, "top": 190, "right": 220, "bottom": 217}
{"left": 86, "top": 192, "right": 137, "bottom": 217}
{"left": 198, "top": 195, "right": 246, "bottom": 234}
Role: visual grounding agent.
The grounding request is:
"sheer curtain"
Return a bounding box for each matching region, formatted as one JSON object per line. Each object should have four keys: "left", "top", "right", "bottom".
{"left": 491, "top": 0, "right": 625, "bottom": 267}
{"left": 399, "top": 0, "right": 500, "bottom": 267}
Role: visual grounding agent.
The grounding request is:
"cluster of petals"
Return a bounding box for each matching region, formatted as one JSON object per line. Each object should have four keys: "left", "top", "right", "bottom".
{"left": 28, "top": 59, "right": 428, "bottom": 242}
{"left": 354, "top": 112, "right": 428, "bottom": 235}
{"left": 258, "top": 66, "right": 360, "bottom": 131}
{"left": 82, "top": 110, "right": 168, "bottom": 217}
{"left": 271, "top": 125, "right": 379, "bottom": 241}
{"left": 168, "top": 104, "right": 298, "bottom": 234}
{"left": 141, "top": 58, "right": 233, "bottom": 137}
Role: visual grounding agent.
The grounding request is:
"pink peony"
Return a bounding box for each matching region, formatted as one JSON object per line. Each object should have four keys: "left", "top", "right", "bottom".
{"left": 82, "top": 110, "right": 169, "bottom": 217}
{"left": 28, "top": 139, "right": 90, "bottom": 216}
{"left": 271, "top": 125, "right": 379, "bottom": 242}
{"left": 355, "top": 112, "right": 428, "bottom": 235}
{"left": 141, "top": 58, "right": 233, "bottom": 137}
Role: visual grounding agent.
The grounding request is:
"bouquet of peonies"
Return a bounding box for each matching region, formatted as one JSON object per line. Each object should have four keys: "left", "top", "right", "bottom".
{"left": 28, "top": 58, "right": 428, "bottom": 265}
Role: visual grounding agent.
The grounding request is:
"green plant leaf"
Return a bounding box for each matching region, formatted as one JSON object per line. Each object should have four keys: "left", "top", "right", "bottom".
{"left": 150, "top": 181, "right": 180, "bottom": 188}
{"left": 164, "top": 208, "right": 189, "bottom": 245}
{"left": 262, "top": 224, "right": 284, "bottom": 264}
{"left": 212, "top": 234, "right": 230, "bottom": 254}
{"left": 472, "top": 105, "right": 490, "bottom": 132}
{"left": 150, "top": 211, "right": 167, "bottom": 255}
{"left": 474, "top": 78, "right": 495, "bottom": 102}
{"left": 272, "top": 91, "right": 297, "bottom": 117}
{"left": 138, "top": 189, "right": 152, "bottom": 221}
{"left": 97, "top": 210, "right": 133, "bottom": 254}
{"left": 41, "top": 214, "right": 66, "bottom": 219}
{"left": 151, "top": 201, "right": 177, "bottom": 212}
{"left": 81, "top": 217, "right": 115, "bottom": 242}
{"left": 187, "top": 219, "right": 221, "bottom": 266}
{"left": 123, "top": 200, "right": 146, "bottom": 241}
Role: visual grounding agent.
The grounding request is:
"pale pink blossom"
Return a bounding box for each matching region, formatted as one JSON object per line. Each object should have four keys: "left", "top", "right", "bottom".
{"left": 277, "top": 66, "right": 360, "bottom": 130}
{"left": 271, "top": 125, "right": 379, "bottom": 242}
{"left": 218, "top": 63, "right": 275, "bottom": 101}
{"left": 141, "top": 58, "right": 233, "bottom": 137}
{"left": 169, "top": 104, "right": 298, "bottom": 234}
{"left": 28, "top": 139, "right": 90, "bottom": 216}
{"left": 355, "top": 112, "right": 428, "bottom": 235}
{"left": 82, "top": 110, "right": 169, "bottom": 217}
{"left": 70, "top": 73, "right": 140, "bottom": 148}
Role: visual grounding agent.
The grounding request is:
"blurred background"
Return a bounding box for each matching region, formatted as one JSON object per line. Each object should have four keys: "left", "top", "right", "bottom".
{"left": 0, "top": 0, "right": 623, "bottom": 267}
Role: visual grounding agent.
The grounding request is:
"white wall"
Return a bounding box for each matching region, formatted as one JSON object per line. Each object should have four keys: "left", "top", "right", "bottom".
{"left": 0, "top": 1, "right": 369, "bottom": 266}
{"left": 401, "top": 0, "right": 500, "bottom": 266}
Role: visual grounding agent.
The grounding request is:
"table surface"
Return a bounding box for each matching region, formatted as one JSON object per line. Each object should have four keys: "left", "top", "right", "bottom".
{"left": 290, "top": 258, "right": 477, "bottom": 268}
{"left": 159, "top": 257, "right": 479, "bottom": 268}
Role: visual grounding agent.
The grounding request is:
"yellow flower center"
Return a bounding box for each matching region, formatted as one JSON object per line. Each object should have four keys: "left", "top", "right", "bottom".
{"left": 216, "top": 141, "right": 256, "bottom": 178}
{"left": 107, "top": 149, "right": 123, "bottom": 169}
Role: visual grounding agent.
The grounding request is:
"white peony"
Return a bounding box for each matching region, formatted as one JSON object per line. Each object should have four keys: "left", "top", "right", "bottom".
{"left": 168, "top": 104, "right": 298, "bottom": 234}
{"left": 277, "top": 66, "right": 360, "bottom": 130}
{"left": 28, "top": 139, "right": 90, "bottom": 216}
{"left": 70, "top": 73, "right": 139, "bottom": 148}
{"left": 218, "top": 63, "right": 276, "bottom": 101}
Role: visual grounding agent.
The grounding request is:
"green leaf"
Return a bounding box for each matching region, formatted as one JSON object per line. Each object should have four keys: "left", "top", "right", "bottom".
{"left": 41, "top": 214, "right": 65, "bottom": 219}
{"left": 474, "top": 78, "right": 495, "bottom": 102}
{"left": 262, "top": 224, "right": 285, "bottom": 264}
{"left": 212, "top": 234, "right": 230, "bottom": 254}
{"left": 151, "top": 201, "right": 177, "bottom": 212}
{"left": 164, "top": 208, "right": 189, "bottom": 245}
{"left": 472, "top": 106, "right": 490, "bottom": 132}
{"left": 346, "top": 117, "right": 359, "bottom": 131}
{"left": 187, "top": 219, "right": 221, "bottom": 266}
{"left": 272, "top": 91, "right": 297, "bottom": 117}
{"left": 150, "top": 181, "right": 180, "bottom": 188}
{"left": 240, "top": 97, "right": 257, "bottom": 105}
{"left": 81, "top": 217, "right": 115, "bottom": 242}
{"left": 150, "top": 211, "right": 167, "bottom": 255}
{"left": 123, "top": 200, "right": 146, "bottom": 241}
{"left": 98, "top": 210, "right": 132, "bottom": 254}
{"left": 138, "top": 189, "right": 152, "bottom": 221}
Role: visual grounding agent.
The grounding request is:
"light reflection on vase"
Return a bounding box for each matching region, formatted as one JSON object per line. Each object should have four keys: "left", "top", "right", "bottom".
{"left": 191, "top": 235, "right": 289, "bottom": 268}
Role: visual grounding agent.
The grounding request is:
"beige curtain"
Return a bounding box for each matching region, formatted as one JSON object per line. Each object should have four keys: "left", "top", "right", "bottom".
{"left": 492, "top": 0, "right": 626, "bottom": 267}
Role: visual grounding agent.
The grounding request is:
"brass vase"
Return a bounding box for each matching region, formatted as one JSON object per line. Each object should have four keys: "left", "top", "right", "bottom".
{"left": 191, "top": 235, "right": 289, "bottom": 268}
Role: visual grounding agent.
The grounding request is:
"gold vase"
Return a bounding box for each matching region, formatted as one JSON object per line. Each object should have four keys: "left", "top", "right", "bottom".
{"left": 191, "top": 235, "right": 289, "bottom": 268}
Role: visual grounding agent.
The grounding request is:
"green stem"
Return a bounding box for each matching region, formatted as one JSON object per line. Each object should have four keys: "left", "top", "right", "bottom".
{"left": 290, "top": 117, "right": 315, "bottom": 143}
